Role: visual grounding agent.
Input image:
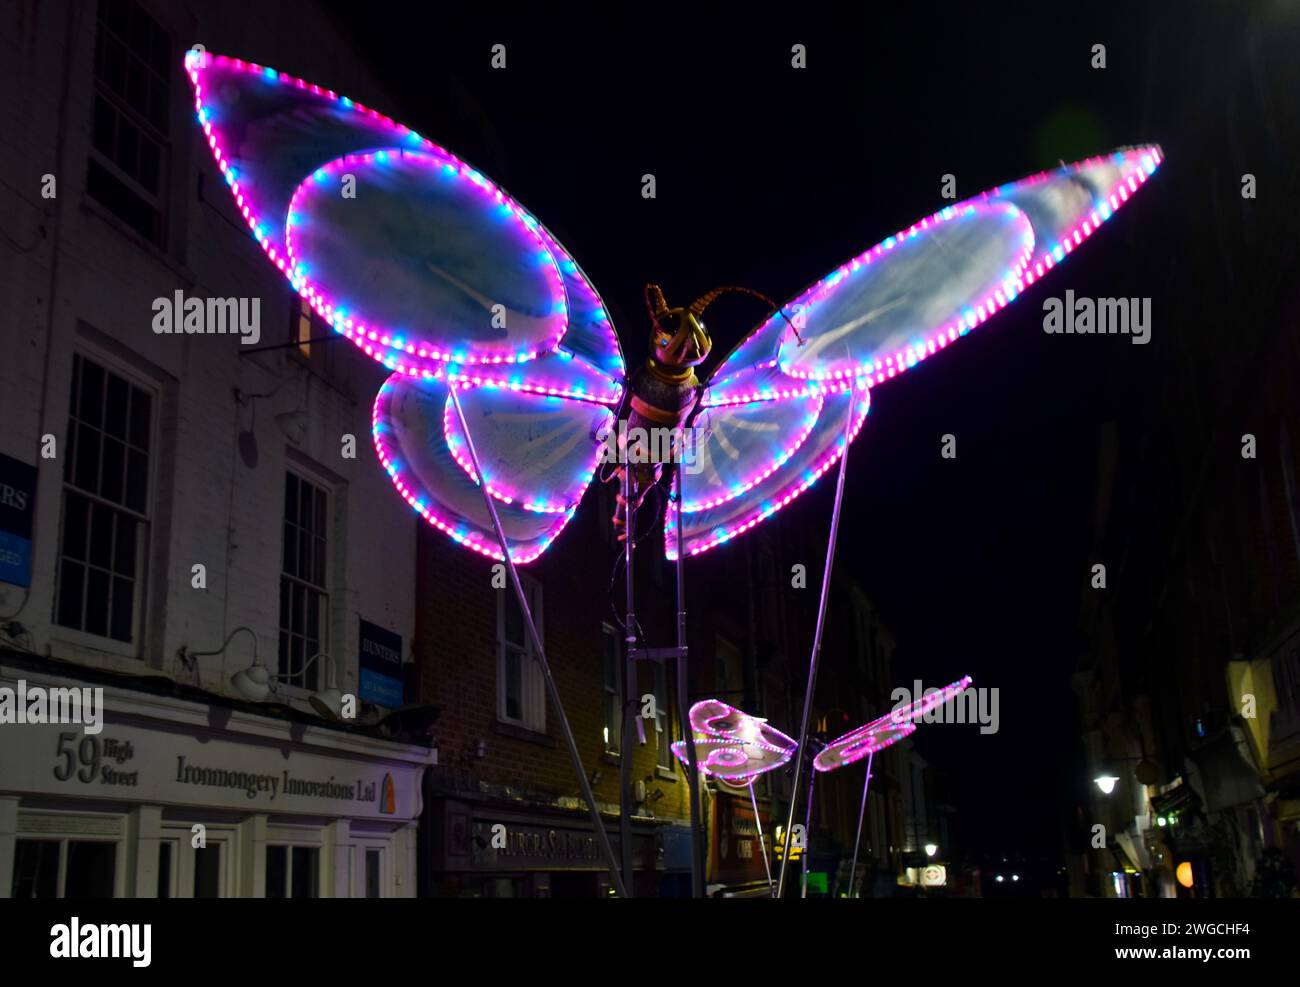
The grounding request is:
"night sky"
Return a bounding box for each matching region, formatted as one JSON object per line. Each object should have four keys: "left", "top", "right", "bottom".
{"left": 323, "top": 2, "right": 1292, "bottom": 858}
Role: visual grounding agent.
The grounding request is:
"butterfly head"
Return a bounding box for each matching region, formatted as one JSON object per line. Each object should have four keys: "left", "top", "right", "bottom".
{"left": 645, "top": 284, "right": 713, "bottom": 370}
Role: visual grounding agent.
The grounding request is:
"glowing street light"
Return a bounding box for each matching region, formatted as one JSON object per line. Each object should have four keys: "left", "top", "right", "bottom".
{"left": 1094, "top": 773, "right": 1121, "bottom": 795}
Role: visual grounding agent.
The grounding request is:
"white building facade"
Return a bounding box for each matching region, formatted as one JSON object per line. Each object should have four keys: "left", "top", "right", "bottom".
{"left": 0, "top": 0, "right": 433, "bottom": 896}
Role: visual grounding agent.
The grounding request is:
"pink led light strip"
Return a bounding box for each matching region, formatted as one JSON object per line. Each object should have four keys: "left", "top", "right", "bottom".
{"left": 704, "top": 370, "right": 833, "bottom": 409}
{"left": 534, "top": 225, "right": 627, "bottom": 379}
{"left": 681, "top": 395, "right": 825, "bottom": 512}
{"left": 990, "top": 148, "right": 1163, "bottom": 287}
{"left": 440, "top": 388, "right": 608, "bottom": 515}
{"left": 666, "top": 383, "right": 871, "bottom": 560}
{"left": 887, "top": 675, "right": 974, "bottom": 725}
{"left": 778, "top": 202, "right": 1034, "bottom": 384}
{"left": 371, "top": 381, "right": 573, "bottom": 564}
{"left": 814, "top": 676, "right": 974, "bottom": 772}
{"left": 184, "top": 50, "right": 576, "bottom": 374}
{"left": 671, "top": 699, "right": 797, "bottom": 784}
{"left": 283, "top": 150, "right": 568, "bottom": 369}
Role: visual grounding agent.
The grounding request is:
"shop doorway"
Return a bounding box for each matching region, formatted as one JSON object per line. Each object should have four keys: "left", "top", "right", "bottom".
{"left": 549, "top": 871, "right": 599, "bottom": 898}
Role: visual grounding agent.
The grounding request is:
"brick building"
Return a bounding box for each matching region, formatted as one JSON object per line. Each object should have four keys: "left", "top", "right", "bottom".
{"left": 414, "top": 480, "right": 692, "bottom": 897}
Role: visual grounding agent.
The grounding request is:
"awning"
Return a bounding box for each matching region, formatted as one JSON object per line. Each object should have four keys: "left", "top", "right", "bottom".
{"left": 1187, "top": 725, "right": 1265, "bottom": 813}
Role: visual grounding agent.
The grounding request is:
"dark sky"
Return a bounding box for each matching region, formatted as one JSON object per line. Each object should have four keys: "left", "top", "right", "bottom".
{"left": 321, "top": 1, "right": 1292, "bottom": 858}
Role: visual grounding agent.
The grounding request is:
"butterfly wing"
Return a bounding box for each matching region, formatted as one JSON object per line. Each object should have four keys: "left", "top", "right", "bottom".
{"left": 187, "top": 52, "right": 624, "bottom": 563}
{"left": 672, "top": 146, "right": 1163, "bottom": 558}
{"left": 813, "top": 676, "right": 973, "bottom": 772}
{"left": 667, "top": 386, "right": 869, "bottom": 559}
{"left": 670, "top": 699, "right": 797, "bottom": 785}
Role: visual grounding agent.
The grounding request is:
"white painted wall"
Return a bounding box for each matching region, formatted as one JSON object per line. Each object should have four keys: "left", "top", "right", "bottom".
{"left": 0, "top": 0, "right": 418, "bottom": 716}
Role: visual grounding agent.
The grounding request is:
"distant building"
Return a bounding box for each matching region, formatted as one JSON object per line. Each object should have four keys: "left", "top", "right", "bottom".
{"left": 1069, "top": 18, "right": 1300, "bottom": 896}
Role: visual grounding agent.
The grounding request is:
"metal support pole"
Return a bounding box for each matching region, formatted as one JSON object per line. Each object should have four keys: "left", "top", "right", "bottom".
{"left": 448, "top": 384, "right": 627, "bottom": 898}
{"left": 800, "top": 761, "right": 817, "bottom": 898}
{"left": 749, "top": 781, "right": 774, "bottom": 895}
{"left": 847, "top": 751, "right": 874, "bottom": 898}
{"left": 675, "top": 464, "right": 706, "bottom": 898}
{"left": 775, "top": 384, "right": 858, "bottom": 898}
{"left": 620, "top": 453, "right": 637, "bottom": 895}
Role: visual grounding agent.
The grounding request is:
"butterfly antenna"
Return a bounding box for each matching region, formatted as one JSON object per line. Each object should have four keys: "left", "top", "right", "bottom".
{"left": 688, "top": 285, "right": 804, "bottom": 345}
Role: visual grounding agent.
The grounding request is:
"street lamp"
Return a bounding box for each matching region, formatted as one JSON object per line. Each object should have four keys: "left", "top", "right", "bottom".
{"left": 235, "top": 651, "right": 344, "bottom": 719}
{"left": 181, "top": 628, "right": 345, "bottom": 719}
{"left": 1094, "top": 773, "right": 1121, "bottom": 795}
{"left": 1093, "top": 753, "right": 1159, "bottom": 795}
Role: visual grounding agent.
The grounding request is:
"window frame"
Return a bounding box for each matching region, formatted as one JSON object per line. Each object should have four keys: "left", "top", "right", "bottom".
{"left": 159, "top": 822, "right": 236, "bottom": 898}
{"left": 496, "top": 574, "right": 545, "bottom": 732}
{"left": 602, "top": 622, "right": 623, "bottom": 754}
{"left": 86, "top": 0, "right": 173, "bottom": 246}
{"left": 359, "top": 844, "right": 388, "bottom": 899}
{"left": 264, "top": 842, "right": 322, "bottom": 899}
{"left": 11, "top": 836, "right": 125, "bottom": 898}
{"left": 278, "top": 469, "right": 333, "bottom": 692}
{"left": 653, "top": 660, "right": 674, "bottom": 775}
{"left": 53, "top": 348, "right": 158, "bottom": 655}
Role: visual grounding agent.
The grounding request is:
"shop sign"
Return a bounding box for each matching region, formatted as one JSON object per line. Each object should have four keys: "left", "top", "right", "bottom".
{"left": 0, "top": 714, "right": 422, "bottom": 819}
{"left": 358, "top": 619, "right": 404, "bottom": 707}
{"left": 0, "top": 453, "right": 36, "bottom": 588}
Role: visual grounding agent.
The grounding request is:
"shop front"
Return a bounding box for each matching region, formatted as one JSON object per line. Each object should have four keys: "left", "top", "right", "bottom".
{"left": 707, "top": 785, "right": 773, "bottom": 896}
{"left": 0, "top": 661, "right": 434, "bottom": 897}
{"left": 421, "top": 792, "right": 664, "bottom": 897}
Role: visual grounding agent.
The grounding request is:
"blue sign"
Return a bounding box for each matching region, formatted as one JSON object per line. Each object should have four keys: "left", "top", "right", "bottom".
{"left": 358, "top": 618, "right": 404, "bottom": 707}
{"left": 0, "top": 454, "right": 36, "bottom": 588}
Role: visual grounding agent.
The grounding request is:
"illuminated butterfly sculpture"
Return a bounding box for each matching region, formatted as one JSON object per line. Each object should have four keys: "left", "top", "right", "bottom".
{"left": 671, "top": 700, "right": 799, "bottom": 787}
{"left": 184, "top": 51, "right": 1163, "bottom": 566}
{"left": 668, "top": 677, "right": 972, "bottom": 784}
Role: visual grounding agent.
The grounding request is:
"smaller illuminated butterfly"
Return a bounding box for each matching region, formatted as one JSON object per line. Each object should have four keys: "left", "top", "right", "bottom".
{"left": 670, "top": 699, "right": 798, "bottom": 786}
